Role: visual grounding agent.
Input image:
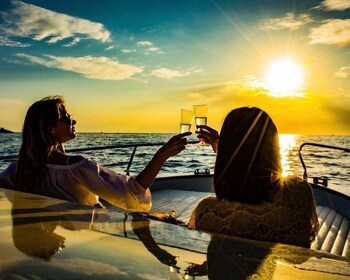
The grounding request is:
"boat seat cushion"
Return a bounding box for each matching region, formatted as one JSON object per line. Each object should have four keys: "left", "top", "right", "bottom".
{"left": 151, "top": 190, "right": 350, "bottom": 258}
{"left": 311, "top": 205, "right": 350, "bottom": 258}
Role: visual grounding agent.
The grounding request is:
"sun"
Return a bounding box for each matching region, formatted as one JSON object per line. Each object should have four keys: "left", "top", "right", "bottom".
{"left": 264, "top": 58, "right": 304, "bottom": 97}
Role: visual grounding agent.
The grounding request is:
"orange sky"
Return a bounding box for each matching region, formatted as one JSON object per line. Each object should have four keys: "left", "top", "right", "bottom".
{"left": 0, "top": 1, "right": 349, "bottom": 135}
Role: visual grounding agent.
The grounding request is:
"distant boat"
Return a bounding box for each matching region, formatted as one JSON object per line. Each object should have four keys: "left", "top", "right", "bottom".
{"left": 0, "top": 127, "right": 13, "bottom": 133}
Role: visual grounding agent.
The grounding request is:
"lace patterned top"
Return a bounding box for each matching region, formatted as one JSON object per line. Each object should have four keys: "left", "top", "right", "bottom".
{"left": 188, "top": 176, "right": 319, "bottom": 248}
{"left": 0, "top": 159, "right": 151, "bottom": 212}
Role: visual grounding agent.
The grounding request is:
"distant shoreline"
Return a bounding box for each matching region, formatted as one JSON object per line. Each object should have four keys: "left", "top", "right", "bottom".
{"left": 0, "top": 127, "right": 14, "bottom": 133}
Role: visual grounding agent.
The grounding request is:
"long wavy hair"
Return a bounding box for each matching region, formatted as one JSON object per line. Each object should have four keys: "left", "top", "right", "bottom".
{"left": 16, "top": 96, "right": 65, "bottom": 193}
{"left": 214, "top": 107, "right": 282, "bottom": 204}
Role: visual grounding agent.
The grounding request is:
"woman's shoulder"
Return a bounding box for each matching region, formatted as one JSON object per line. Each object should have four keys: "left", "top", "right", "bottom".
{"left": 198, "top": 195, "right": 218, "bottom": 205}
{"left": 279, "top": 175, "right": 311, "bottom": 192}
{"left": 47, "top": 155, "right": 96, "bottom": 170}
{"left": 193, "top": 196, "right": 218, "bottom": 211}
{"left": 48, "top": 152, "right": 86, "bottom": 166}
{"left": 67, "top": 155, "right": 86, "bottom": 165}
{"left": 277, "top": 175, "right": 315, "bottom": 206}
{"left": 283, "top": 175, "right": 308, "bottom": 183}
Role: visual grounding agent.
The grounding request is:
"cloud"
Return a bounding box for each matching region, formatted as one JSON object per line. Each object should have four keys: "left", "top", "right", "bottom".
{"left": 315, "top": 0, "right": 350, "bottom": 11}
{"left": 260, "top": 13, "right": 312, "bottom": 31}
{"left": 63, "top": 37, "right": 81, "bottom": 47}
{"left": 309, "top": 19, "right": 350, "bottom": 45}
{"left": 192, "top": 69, "right": 203, "bottom": 73}
{"left": 15, "top": 53, "right": 143, "bottom": 80}
{"left": 105, "top": 46, "right": 115, "bottom": 51}
{"left": 335, "top": 66, "right": 350, "bottom": 78}
{"left": 121, "top": 49, "right": 136, "bottom": 53}
{"left": 325, "top": 102, "right": 350, "bottom": 127}
{"left": 137, "top": 40, "right": 153, "bottom": 47}
{"left": 0, "top": 0, "right": 110, "bottom": 46}
{"left": 137, "top": 40, "right": 163, "bottom": 54}
{"left": 0, "top": 34, "right": 30, "bottom": 47}
{"left": 178, "top": 78, "right": 271, "bottom": 110}
{"left": 0, "top": 98, "right": 26, "bottom": 106}
{"left": 226, "top": 75, "right": 269, "bottom": 96}
{"left": 145, "top": 47, "right": 164, "bottom": 55}
{"left": 147, "top": 47, "right": 160, "bottom": 52}
{"left": 150, "top": 67, "right": 201, "bottom": 79}
{"left": 151, "top": 68, "right": 184, "bottom": 79}
{"left": 187, "top": 92, "right": 204, "bottom": 99}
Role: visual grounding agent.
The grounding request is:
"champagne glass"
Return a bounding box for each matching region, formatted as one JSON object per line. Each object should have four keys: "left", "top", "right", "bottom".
{"left": 193, "top": 104, "right": 208, "bottom": 145}
{"left": 180, "top": 109, "right": 193, "bottom": 133}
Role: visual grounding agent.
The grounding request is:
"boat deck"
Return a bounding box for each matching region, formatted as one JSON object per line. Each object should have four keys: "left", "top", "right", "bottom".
{"left": 2, "top": 186, "right": 350, "bottom": 279}
{"left": 151, "top": 189, "right": 350, "bottom": 259}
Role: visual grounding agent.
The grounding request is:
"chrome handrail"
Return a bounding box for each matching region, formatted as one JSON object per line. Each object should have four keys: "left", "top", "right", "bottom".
{"left": 0, "top": 140, "right": 199, "bottom": 175}
{"left": 298, "top": 142, "right": 350, "bottom": 185}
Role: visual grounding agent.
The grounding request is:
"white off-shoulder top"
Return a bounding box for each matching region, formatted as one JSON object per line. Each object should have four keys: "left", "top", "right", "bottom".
{"left": 0, "top": 159, "right": 151, "bottom": 212}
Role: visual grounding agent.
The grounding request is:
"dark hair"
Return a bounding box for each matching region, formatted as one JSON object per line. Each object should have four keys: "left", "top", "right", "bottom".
{"left": 214, "top": 107, "right": 282, "bottom": 204}
{"left": 16, "top": 96, "right": 65, "bottom": 192}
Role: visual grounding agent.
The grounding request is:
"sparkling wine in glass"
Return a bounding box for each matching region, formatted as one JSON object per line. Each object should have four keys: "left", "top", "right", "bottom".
{"left": 193, "top": 104, "right": 208, "bottom": 145}
{"left": 180, "top": 109, "right": 193, "bottom": 133}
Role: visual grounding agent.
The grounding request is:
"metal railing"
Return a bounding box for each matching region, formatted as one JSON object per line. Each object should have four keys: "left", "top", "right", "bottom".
{"left": 0, "top": 140, "right": 199, "bottom": 176}
{"left": 298, "top": 142, "right": 350, "bottom": 187}
{"left": 2, "top": 141, "right": 349, "bottom": 182}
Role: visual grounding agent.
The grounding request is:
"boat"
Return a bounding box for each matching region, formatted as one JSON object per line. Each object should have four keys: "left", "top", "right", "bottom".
{"left": 0, "top": 141, "right": 349, "bottom": 279}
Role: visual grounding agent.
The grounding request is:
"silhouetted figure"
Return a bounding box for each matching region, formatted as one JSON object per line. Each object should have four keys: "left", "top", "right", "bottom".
{"left": 189, "top": 107, "right": 319, "bottom": 247}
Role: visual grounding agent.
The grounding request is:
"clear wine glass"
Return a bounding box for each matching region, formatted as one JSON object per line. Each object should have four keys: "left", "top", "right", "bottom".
{"left": 193, "top": 104, "right": 208, "bottom": 145}
{"left": 180, "top": 109, "right": 193, "bottom": 133}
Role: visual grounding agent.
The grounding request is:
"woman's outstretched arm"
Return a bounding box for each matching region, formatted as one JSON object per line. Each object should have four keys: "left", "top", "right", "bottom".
{"left": 136, "top": 132, "right": 191, "bottom": 190}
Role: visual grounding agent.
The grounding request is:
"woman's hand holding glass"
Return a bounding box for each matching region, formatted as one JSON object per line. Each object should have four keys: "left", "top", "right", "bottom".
{"left": 196, "top": 126, "right": 219, "bottom": 153}
{"left": 136, "top": 132, "right": 191, "bottom": 190}
{"left": 157, "top": 132, "right": 192, "bottom": 160}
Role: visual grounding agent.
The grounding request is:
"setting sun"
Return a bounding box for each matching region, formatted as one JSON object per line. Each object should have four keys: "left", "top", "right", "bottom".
{"left": 264, "top": 58, "right": 304, "bottom": 97}
{"left": 0, "top": 1, "right": 349, "bottom": 135}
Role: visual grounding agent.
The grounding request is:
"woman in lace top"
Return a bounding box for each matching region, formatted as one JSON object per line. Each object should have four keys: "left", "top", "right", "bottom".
{"left": 188, "top": 107, "right": 318, "bottom": 247}
{"left": 0, "top": 96, "right": 190, "bottom": 212}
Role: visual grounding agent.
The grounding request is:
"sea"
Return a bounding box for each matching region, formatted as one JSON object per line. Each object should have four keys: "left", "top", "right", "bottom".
{"left": 0, "top": 133, "right": 349, "bottom": 196}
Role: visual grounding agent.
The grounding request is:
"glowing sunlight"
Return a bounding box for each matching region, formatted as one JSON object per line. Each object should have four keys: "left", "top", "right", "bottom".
{"left": 264, "top": 58, "right": 304, "bottom": 97}
{"left": 279, "top": 134, "right": 297, "bottom": 177}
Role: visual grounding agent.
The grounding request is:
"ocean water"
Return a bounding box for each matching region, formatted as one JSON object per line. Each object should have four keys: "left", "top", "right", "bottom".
{"left": 0, "top": 133, "right": 349, "bottom": 196}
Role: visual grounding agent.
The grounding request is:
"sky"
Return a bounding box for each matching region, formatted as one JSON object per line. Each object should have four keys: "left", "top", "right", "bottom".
{"left": 0, "top": 0, "right": 349, "bottom": 134}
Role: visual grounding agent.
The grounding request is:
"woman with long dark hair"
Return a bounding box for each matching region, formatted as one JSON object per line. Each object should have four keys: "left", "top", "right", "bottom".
{"left": 0, "top": 96, "right": 190, "bottom": 211}
{"left": 188, "top": 107, "right": 319, "bottom": 247}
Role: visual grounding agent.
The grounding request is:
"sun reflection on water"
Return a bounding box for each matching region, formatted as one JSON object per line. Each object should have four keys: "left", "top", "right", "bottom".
{"left": 279, "top": 134, "right": 298, "bottom": 178}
